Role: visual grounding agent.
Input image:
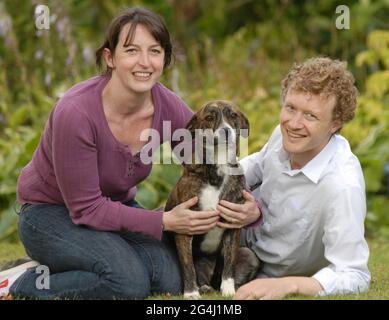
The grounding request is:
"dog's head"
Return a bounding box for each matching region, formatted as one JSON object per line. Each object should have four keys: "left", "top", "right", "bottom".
{"left": 185, "top": 100, "right": 249, "bottom": 162}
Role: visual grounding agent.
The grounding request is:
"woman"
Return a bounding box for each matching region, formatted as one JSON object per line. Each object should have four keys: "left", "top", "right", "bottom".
{"left": 0, "top": 7, "right": 222, "bottom": 300}
{"left": 1, "top": 7, "right": 262, "bottom": 300}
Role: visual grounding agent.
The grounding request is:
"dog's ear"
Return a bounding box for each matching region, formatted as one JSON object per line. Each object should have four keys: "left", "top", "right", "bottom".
{"left": 234, "top": 110, "right": 249, "bottom": 157}
{"left": 239, "top": 111, "right": 250, "bottom": 138}
{"left": 185, "top": 114, "right": 198, "bottom": 138}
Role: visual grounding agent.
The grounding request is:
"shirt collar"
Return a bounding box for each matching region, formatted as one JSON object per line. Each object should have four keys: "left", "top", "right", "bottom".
{"left": 277, "top": 135, "right": 338, "bottom": 184}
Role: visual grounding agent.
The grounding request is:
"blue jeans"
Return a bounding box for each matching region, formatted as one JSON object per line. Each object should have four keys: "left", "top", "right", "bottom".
{"left": 10, "top": 202, "right": 182, "bottom": 299}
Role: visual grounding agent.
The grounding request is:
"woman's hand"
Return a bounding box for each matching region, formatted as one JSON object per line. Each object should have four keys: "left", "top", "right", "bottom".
{"left": 163, "top": 197, "right": 220, "bottom": 235}
{"left": 216, "top": 190, "right": 261, "bottom": 229}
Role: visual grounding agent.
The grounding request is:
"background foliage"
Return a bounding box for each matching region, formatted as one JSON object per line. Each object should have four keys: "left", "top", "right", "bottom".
{"left": 0, "top": 0, "right": 389, "bottom": 244}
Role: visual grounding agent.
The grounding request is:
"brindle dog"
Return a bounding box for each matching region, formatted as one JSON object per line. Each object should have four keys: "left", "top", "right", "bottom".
{"left": 165, "top": 100, "right": 260, "bottom": 299}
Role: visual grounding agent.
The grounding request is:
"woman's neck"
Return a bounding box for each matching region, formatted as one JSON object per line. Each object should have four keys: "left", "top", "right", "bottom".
{"left": 102, "top": 76, "right": 152, "bottom": 117}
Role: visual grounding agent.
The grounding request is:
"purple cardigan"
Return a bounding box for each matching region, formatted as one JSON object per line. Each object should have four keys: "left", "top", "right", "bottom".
{"left": 17, "top": 75, "right": 193, "bottom": 240}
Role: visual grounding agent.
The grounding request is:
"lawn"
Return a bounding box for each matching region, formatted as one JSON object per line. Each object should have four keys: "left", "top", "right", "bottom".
{"left": 1, "top": 237, "right": 388, "bottom": 300}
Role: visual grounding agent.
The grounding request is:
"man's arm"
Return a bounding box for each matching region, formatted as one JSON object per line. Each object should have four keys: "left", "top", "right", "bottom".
{"left": 239, "top": 149, "right": 266, "bottom": 191}
{"left": 311, "top": 185, "right": 370, "bottom": 295}
{"left": 239, "top": 125, "right": 281, "bottom": 191}
{"left": 234, "top": 183, "right": 370, "bottom": 300}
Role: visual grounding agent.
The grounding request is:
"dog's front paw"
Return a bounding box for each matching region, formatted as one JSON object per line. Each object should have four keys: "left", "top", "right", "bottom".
{"left": 184, "top": 290, "right": 201, "bottom": 300}
{"left": 199, "top": 284, "right": 214, "bottom": 294}
{"left": 221, "top": 278, "right": 236, "bottom": 297}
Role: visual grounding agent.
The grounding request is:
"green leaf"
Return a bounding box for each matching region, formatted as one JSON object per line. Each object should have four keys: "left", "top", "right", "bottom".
{"left": 8, "top": 106, "right": 30, "bottom": 128}
{"left": 136, "top": 182, "right": 160, "bottom": 209}
{"left": 0, "top": 205, "right": 19, "bottom": 241}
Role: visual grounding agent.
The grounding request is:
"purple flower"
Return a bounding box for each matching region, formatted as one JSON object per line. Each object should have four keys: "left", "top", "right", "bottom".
{"left": 0, "top": 16, "right": 12, "bottom": 37}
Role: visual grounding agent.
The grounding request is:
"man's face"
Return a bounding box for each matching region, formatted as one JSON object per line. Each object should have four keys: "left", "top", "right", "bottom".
{"left": 280, "top": 89, "right": 341, "bottom": 169}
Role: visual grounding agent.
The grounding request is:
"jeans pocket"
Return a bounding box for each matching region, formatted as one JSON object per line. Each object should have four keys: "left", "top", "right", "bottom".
{"left": 18, "top": 203, "right": 32, "bottom": 215}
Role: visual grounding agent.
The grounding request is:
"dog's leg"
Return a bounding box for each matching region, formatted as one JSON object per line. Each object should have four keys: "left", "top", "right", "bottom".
{"left": 220, "top": 229, "right": 240, "bottom": 296}
{"left": 233, "top": 247, "right": 261, "bottom": 289}
{"left": 175, "top": 234, "right": 200, "bottom": 299}
{"left": 195, "top": 256, "right": 217, "bottom": 294}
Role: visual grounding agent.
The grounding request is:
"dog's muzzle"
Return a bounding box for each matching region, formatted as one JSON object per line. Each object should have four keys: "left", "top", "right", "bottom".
{"left": 214, "top": 126, "right": 236, "bottom": 146}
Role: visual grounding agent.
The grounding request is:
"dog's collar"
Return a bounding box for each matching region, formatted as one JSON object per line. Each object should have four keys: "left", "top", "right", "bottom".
{"left": 226, "top": 163, "right": 239, "bottom": 168}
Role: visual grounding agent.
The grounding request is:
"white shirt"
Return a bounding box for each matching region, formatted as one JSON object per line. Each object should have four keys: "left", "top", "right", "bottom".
{"left": 240, "top": 125, "right": 370, "bottom": 296}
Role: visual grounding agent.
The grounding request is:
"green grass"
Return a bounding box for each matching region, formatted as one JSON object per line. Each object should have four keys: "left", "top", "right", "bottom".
{"left": 0, "top": 242, "right": 26, "bottom": 264}
{"left": 1, "top": 238, "right": 388, "bottom": 300}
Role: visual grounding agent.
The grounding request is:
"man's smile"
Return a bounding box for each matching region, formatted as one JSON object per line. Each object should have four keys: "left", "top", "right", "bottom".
{"left": 286, "top": 129, "right": 307, "bottom": 140}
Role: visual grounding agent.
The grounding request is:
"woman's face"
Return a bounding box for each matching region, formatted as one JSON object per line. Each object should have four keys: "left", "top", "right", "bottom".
{"left": 104, "top": 23, "right": 165, "bottom": 95}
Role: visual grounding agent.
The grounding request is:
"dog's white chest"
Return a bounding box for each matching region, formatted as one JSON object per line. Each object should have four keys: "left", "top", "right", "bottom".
{"left": 198, "top": 183, "right": 225, "bottom": 254}
{"left": 200, "top": 226, "right": 224, "bottom": 254}
{"left": 198, "top": 184, "right": 221, "bottom": 210}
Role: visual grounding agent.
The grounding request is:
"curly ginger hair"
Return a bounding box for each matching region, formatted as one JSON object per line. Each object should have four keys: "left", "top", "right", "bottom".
{"left": 281, "top": 57, "right": 358, "bottom": 131}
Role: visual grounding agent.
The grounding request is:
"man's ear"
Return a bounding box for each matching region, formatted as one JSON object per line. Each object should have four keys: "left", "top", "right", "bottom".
{"left": 103, "top": 48, "right": 115, "bottom": 69}
{"left": 331, "top": 120, "right": 342, "bottom": 134}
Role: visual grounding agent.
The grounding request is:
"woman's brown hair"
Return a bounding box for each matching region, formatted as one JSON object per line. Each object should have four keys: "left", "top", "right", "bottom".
{"left": 96, "top": 7, "right": 173, "bottom": 74}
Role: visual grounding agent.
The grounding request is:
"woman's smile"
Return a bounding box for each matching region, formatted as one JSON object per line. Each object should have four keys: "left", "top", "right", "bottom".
{"left": 132, "top": 71, "right": 153, "bottom": 81}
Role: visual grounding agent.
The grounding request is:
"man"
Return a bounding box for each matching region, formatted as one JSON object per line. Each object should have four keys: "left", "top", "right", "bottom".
{"left": 217, "top": 57, "right": 370, "bottom": 299}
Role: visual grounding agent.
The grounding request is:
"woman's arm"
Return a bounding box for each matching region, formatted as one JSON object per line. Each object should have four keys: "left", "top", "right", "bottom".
{"left": 52, "top": 103, "right": 165, "bottom": 239}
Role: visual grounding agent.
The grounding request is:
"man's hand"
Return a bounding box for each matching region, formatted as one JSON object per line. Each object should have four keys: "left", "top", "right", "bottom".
{"left": 216, "top": 190, "right": 261, "bottom": 228}
{"left": 233, "top": 277, "right": 323, "bottom": 300}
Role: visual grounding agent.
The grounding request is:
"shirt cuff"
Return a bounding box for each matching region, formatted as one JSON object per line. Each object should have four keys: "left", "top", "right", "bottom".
{"left": 244, "top": 197, "right": 264, "bottom": 229}
{"left": 312, "top": 267, "right": 338, "bottom": 296}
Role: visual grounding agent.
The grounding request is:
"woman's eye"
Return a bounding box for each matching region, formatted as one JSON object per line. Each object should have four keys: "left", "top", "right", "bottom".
{"left": 205, "top": 115, "right": 214, "bottom": 121}
{"left": 151, "top": 49, "right": 162, "bottom": 54}
{"left": 126, "top": 48, "right": 137, "bottom": 54}
{"left": 230, "top": 112, "right": 238, "bottom": 119}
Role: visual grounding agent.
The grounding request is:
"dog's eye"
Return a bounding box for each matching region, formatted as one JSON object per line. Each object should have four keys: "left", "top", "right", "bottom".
{"left": 230, "top": 112, "right": 238, "bottom": 119}
{"left": 205, "top": 115, "right": 214, "bottom": 121}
